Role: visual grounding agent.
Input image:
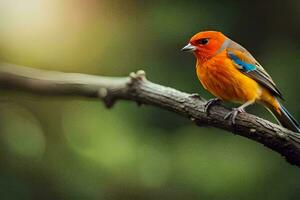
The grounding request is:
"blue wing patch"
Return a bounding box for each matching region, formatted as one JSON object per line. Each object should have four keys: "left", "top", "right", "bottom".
{"left": 228, "top": 52, "right": 256, "bottom": 72}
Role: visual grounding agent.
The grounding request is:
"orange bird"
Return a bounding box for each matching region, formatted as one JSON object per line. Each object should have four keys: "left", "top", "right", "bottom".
{"left": 182, "top": 31, "right": 300, "bottom": 132}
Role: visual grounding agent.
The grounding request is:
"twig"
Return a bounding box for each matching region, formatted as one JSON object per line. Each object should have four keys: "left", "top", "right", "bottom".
{"left": 1, "top": 63, "right": 300, "bottom": 167}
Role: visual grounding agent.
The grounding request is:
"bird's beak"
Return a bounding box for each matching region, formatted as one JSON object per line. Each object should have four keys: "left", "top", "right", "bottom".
{"left": 181, "top": 43, "right": 197, "bottom": 52}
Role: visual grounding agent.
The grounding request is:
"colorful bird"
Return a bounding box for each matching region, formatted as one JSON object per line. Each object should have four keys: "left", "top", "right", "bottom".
{"left": 182, "top": 31, "right": 300, "bottom": 132}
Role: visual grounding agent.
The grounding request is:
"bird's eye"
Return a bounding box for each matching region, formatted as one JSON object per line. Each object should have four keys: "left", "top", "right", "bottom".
{"left": 197, "top": 38, "right": 209, "bottom": 45}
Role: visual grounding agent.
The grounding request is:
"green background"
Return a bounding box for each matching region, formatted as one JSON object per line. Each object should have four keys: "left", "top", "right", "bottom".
{"left": 0, "top": 0, "right": 299, "bottom": 199}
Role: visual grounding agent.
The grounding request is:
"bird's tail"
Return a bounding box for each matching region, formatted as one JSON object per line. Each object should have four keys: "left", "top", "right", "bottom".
{"left": 266, "top": 99, "right": 300, "bottom": 133}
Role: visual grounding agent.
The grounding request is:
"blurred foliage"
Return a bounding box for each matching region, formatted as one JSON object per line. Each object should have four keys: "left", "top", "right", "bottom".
{"left": 0, "top": 0, "right": 300, "bottom": 199}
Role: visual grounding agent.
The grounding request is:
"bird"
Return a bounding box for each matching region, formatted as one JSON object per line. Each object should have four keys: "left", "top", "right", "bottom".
{"left": 181, "top": 30, "right": 300, "bottom": 132}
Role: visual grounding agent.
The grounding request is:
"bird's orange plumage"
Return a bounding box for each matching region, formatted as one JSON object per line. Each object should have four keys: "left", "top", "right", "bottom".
{"left": 182, "top": 31, "right": 300, "bottom": 131}
{"left": 191, "top": 32, "right": 280, "bottom": 112}
{"left": 196, "top": 50, "right": 261, "bottom": 103}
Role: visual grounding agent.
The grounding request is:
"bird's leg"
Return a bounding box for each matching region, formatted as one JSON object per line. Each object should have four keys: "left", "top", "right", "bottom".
{"left": 224, "top": 101, "right": 254, "bottom": 125}
{"left": 205, "top": 98, "right": 222, "bottom": 114}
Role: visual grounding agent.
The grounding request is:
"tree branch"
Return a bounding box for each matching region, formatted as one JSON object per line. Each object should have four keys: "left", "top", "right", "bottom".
{"left": 1, "top": 63, "right": 300, "bottom": 167}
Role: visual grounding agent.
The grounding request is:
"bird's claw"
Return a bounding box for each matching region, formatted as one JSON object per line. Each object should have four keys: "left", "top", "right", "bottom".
{"left": 224, "top": 107, "right": 245, "bottom": 125}
{"left": 205, "top": 98, "right": 221, "bottom": 114}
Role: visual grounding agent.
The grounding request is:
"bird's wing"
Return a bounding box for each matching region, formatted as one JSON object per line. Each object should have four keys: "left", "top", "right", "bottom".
{"left": 225, "top": 39, "right": 283, "bottom": 99}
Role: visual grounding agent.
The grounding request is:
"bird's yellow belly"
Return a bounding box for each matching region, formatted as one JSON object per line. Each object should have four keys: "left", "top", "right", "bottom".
{"left": 196, "top": 60, "right": 261, "bottom": 103}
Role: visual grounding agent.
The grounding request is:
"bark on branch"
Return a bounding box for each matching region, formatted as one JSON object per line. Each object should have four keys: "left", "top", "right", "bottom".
{"left": 1, "top": 63, "right": 300, "bottom": 167}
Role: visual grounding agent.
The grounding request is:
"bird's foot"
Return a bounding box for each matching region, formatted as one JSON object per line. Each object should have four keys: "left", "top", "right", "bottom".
{"left": 224, "top": 107, "right": 245, "bottom": 125}
{"left": 205, "top": 98, "right": 221, "bottom": 114}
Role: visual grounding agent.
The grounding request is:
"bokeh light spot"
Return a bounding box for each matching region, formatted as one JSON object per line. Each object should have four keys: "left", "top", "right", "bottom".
{"left": 0, "top": 103, "right": 46, "bottom": 160}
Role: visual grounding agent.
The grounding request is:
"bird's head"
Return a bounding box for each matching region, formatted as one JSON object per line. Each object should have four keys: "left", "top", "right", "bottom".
{"left": 182, "top": 31, "right": 227, "bottom": 62}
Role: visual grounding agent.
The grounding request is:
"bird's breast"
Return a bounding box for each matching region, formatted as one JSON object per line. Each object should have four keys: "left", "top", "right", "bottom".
{"left": 196, "top": 54, "right": 261, "bottom": 102}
